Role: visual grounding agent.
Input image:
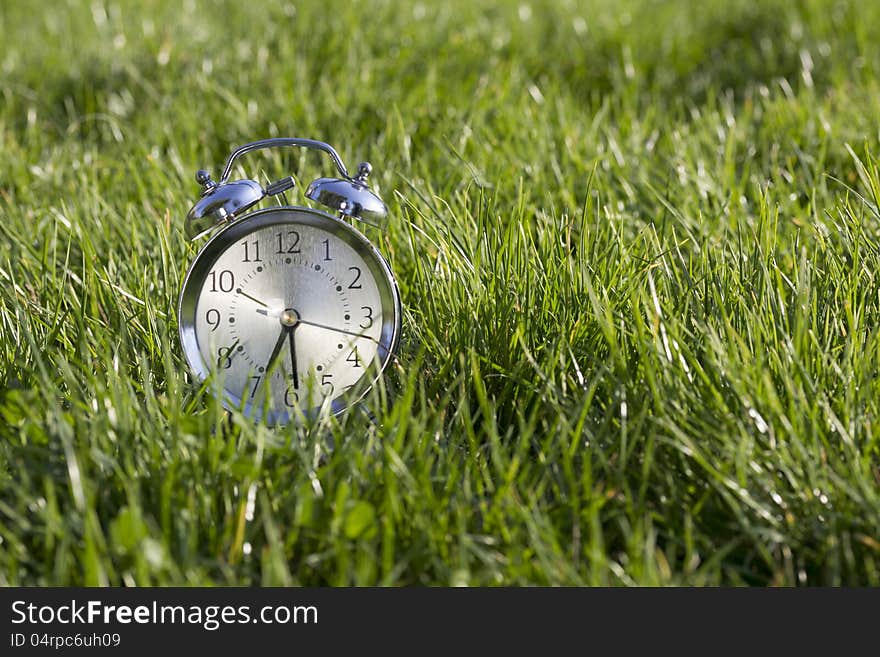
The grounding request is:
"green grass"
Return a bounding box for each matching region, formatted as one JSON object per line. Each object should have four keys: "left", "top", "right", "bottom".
{"left": 2, "top": 0, "right": 880, "bottom": 585}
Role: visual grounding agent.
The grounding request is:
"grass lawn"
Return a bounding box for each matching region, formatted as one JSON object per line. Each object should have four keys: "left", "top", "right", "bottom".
{"left": 2, "top": 0, "right": 880, "bottom": 585}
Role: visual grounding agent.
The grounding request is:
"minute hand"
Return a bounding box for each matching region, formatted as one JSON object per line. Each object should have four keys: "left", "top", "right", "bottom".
{"left": 296, "top": 317, "right": 379, "bottom": 343}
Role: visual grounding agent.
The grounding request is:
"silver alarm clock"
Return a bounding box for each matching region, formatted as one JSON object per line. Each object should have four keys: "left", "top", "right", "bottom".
{"left": 178, "top": 138, "right": 401, "bottom": 425}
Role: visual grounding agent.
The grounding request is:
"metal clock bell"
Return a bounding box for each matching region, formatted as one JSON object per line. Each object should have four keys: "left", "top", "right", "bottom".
{"left": 177, "top": 138, "right": 402, "bottom": 425}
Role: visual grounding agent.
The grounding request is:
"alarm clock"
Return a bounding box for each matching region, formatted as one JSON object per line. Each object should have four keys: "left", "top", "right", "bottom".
{"left": 178, "top": 138, "right": 401, "bottom": 425}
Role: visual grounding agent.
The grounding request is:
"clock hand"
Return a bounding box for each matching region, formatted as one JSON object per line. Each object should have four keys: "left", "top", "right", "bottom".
{"left": 257, "top": 309, "right": 380, "bottom": 345}
{"left": 288, "top": 327, "right": 299, "bottom": 389}
{"left": 236, "top": 288, "right": 268, "bottom": 308}
{"left": 295, "top": 317, "right": 380, "bottom": 344}
{"left": 265, "top": 326, "right": 289, "bottom": 375}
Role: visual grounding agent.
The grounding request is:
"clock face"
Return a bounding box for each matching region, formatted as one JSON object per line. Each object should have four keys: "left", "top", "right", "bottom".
{"left": 179, "top": 208, "right": 400, "bottom": 424}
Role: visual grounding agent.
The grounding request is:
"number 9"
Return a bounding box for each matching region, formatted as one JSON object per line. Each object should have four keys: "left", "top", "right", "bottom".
{"left": 206, "top": 308, "right": 221, "bottom": 331}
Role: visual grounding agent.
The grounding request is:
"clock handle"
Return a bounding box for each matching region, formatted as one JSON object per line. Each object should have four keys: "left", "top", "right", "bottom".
{"left": 219, "top": 138, "right": 351, "bottom": 183}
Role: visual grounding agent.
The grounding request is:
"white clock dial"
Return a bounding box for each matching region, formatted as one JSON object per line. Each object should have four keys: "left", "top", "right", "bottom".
{"left": 179, "top": 208, "right": 400, "bottom": 423}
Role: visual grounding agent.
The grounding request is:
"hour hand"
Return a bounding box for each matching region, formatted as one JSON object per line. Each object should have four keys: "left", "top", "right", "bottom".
{"left": 265, "top": 327, "right": 289, "bottom": 375}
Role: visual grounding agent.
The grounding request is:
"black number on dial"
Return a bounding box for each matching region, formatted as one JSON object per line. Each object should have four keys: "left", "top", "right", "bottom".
{"left": 360, "top": 306, "right": 373, "bottom": 329}
{"left": 217, "top": 346, "right": 234, "bottom": 369}
{"left": 346, "top": 346, "right": 361, "bottom": 368}
{"left": 348, "top": 266, "right": 362, "bottom": 289}
{"left": 209, "top": 270, "right": 235, "bottom": 292}
{"left": 206, "top": 308, "right": 221, "bottom": 331}
{"left": 284, "top": 385, "right": 299, "bottom": 407}
{"left": 322, "top": 239, "right": 332, "bottom": 261}
{"left": 250, "top": 375, "right": 261, "bottom": 397}
{"left": 276, "top": 231, "right": 301, "bottom": 254}
{"left": 321, "top": 373, "right": 334, "bottom": 394}
{"left": 242, "top": 240, "right": 261, "bottom": 262}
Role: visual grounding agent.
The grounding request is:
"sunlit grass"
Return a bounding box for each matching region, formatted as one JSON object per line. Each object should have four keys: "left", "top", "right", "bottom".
{"left": 1, "top": 0, "right": 879, "bottom": 585}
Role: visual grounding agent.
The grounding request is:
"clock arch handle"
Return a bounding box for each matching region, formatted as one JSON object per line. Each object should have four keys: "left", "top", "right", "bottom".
{"left": 219, "top": 138, "right": 351, "bottom": 183}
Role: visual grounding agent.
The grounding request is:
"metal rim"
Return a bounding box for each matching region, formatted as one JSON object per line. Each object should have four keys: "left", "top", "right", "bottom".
{"left": 178, "top": 206, "right": 402, "bottom": 424}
